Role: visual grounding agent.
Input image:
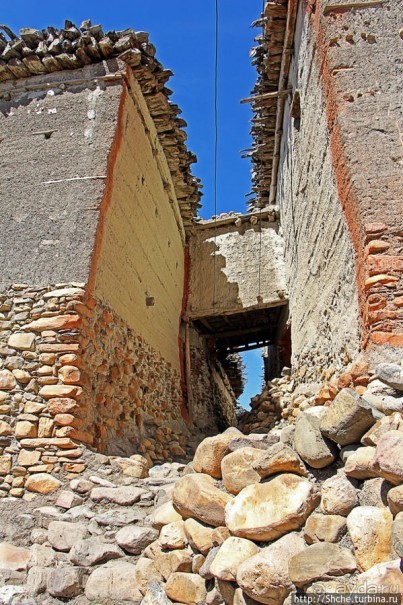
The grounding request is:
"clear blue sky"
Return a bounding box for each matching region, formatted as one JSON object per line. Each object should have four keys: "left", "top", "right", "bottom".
{"left": 3, "top": 0, "right": 263, "bottom": 407}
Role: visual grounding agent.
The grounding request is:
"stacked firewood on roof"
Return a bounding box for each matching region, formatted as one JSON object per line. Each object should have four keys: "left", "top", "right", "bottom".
{"left": 0, "top": 20, "right": 202, "bottom": 225}
{"left": 244, "top": 0, "right": 288, "bottom": 211}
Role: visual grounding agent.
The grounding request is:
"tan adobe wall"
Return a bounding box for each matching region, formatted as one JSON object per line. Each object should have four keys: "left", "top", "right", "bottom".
{"left": 0, "top": 64, "right": 238, "bottom": 496}
{"left": 276, "top": 3, "right": 362, "bottom": 382}
{"left": 0, "top": 63, "right": 122, "bottom": 288}
{"left": 188, "top": 216, "right": 288, "bottom": 318}
{"left": 89, "top": 71, "right": 185, "bottom": 369}
{"left": 298, "top": 0, "right": 403, "bottom": 370}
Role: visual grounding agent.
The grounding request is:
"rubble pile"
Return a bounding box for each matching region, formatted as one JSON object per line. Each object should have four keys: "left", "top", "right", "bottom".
{"left": 0, "top": 362, "right": 402, "bottom": 604}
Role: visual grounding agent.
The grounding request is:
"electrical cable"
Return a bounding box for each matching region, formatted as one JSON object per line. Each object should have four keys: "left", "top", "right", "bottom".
{"left": 212, "top": 0, "right": 219, "bottom": 309}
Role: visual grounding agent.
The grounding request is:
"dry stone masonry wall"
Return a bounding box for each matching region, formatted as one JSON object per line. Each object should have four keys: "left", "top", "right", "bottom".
{"left": 0, "top": 283, "right": 204, "bottom": 500}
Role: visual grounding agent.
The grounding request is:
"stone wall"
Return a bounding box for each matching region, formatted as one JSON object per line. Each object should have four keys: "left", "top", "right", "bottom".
{"left": 0, "top": 283, "right": 213, "bottom": 498}
{"left": 0, "top": 284, "right": 87, "bottom": 498}
{"left": 188, "top": 328, "right": 237, "bottom": 433}
{"left": 277, "top": 0, "right": 402, "bottom": 382}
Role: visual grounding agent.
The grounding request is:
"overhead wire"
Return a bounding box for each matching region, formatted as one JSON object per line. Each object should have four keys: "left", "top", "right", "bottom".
{"left": 212, "top": 0, "right": 219, "bottom": 309}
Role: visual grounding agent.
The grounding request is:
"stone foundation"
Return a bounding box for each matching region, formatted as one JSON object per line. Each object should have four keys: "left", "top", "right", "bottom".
{"left": 0, "top": 283, "right": 234, "bottom": 498}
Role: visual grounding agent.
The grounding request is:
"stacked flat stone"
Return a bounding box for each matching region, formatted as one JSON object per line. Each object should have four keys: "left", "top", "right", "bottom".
{"left": 0, "top": 284, "right": 196, "bottom": 499}
{"left": 0, "top": 20, "right": 201, "bottom": 226}
{"left": 245, "top": 0, "right": 288, "bottom": 210}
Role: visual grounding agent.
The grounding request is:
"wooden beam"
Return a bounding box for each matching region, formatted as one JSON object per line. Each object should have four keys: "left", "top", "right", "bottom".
{"left": 324, "top": 1, "right": 384, "bottom": 13}
{"left": 240, "top": 89, "right": 292, "bottom": 105}
{"left": 199, "top": 318, "right": 214, "bottom": 332}
{"left": 228, "top": 340, "right": 271, "bottom": 353}
{"left": 188, "top": 299, "right": 287, "bottom": 321}
{"left": 204, "top": 325, "right": 271, "bottom": 340}
{"left": 193, "top": 208, "right": 276, "bottom": 230}
{"left": 269, "top": 0, "right": 299, "bottom": 203}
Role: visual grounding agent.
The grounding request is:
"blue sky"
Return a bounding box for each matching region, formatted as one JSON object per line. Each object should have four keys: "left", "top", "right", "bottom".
{"left": 3, "top": 0, "right": 263, "bottom": 407}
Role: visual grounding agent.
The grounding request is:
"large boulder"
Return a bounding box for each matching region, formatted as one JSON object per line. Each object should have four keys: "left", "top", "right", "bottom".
{"left": 193, "top": 429, "right": 242, "bottom": 478}
{"left": 111, "top": 454, "right": 149, "bottom": 478}
{"left": 69, "top": 538, "right": 123, "bottom": 566}
{"left": 294, "top": 409, "right": 337, "bottom": 469}
{"left": 210, "top": 537, "right": 260, "bottom": 582}
{"left": 159, "top": 521, "right": 188, "bottom": 550}
{"left": 288, "top": 543, "right": 357, "bottom": 588}
{"left": 392, "top": 512, "right": 403, "bottom": 557}
{"left": 320, "top": 388, "right": 376, "bottom": 445}
{"left": 252, "top": 442, "right": 307, "bottom": 478}
{"left": 387, "top": 484, "right": 403, "bottom": 515}
{"left": 85, "top": 561, "right": 143, "bottom": 602}
{"left": 154, "top": 549, "right": 193, "bottom": 581}
{"left": 347, "top": 506, "right": 393, "bottom": 571}
{"left": 25, "top": 473, "right": 61, "bottom": 494}
{"left": 372, "top": 430, "right": 403, "bottom": 484}
{"left": 344, "top": 446, "right": 378, "bottom": 480}
{"left": 199, "top": 547, "right": 220, "bottom": 580}
{"left": 47, "top": 567, "right": 85, "bottom": 598}
{"left": 221, "top": 448, "right": 263, "bottom": 495}
{"left": 217, "top": 579, "right": 237, "bottom": 605}
{"left": 304, "top": 513, "right": 347, "bottom": 544}
{"left": 142, "top": 581, "right": 172, "bottom": 605}
{"left": 47, "top": 521, "right": 88, "bottom": 552}
{"left": 90, "top": 485, "right": 146, "bottom": 505}
{"left": 150, "top": 501, "right": 183, "bottom": 530}
{"left": 132, "top": 558, "right": 163, "bottom": 596}
{"left": 320, "top": 472, "right": 358, "bottom": 516}
{"left": 27, "top": 567, "right": 51, "bottom": 595}
{"left": 361, "top": 413, "right": 403, "bottom": 446}
{"left": 376, "top": 363, "right": 403, "bottom": 392}
{"left": 351, "top": 560, "right": 403, "bottom": 594}
{"left": 116, "top": 526, "right": 159, "bottom": 555}
{"left": 0, "top": 543, "right": 31, "bottom": 571}
{"left": 173, "top": 473, "right": 233, "bottom": 527}
{"left": 236, "top": 533, "right": 306, "bottom": 604}
{"left": 363, "top": 379, "right": 403, "bottom": 415}
{"left": 225, "top": 474, "right": 319, "bottom": 541}
{"left": 358, "top": 478, "right": 392, "bottom": 508}
{"left": 184, "top": 519, "right": 214, "bottom": 555}
{"left": 165, "top": 572, "right": 207, "bottom": 605}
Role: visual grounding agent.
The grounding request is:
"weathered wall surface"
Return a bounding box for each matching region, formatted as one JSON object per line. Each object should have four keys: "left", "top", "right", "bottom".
{"left": 90, "top": 72, "right": 185, "bottom": 368}
{"left": 0, "top": 66, "right": 237, "bottom": 492}
{"left": 0, "top": 63, "right": 122, "bottom": 288}
{"left": 188, "top": 217, "right": 287, "bottom": 318}
{"left": 277, "top": 2, "right": 362, "bottom": 381}
{"left": 188, "top": 328, "right": 237, "bottom": 433}
{"left": 0, "top": 284, "right": 198, "bottom": 498}
{"left": 280, "top": 0, "right": 403, "bottom": 379}
{"left": 312, "top": 0, "right": 403, "bottom": 362}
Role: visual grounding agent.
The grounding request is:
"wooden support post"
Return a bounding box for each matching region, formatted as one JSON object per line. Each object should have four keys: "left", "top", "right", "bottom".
{"left": 184, "top": 321, "right": 193, "bottom": 419}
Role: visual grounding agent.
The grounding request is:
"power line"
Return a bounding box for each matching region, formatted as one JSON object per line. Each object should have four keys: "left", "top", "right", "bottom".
{"left": 212, "top": 0, "right": 219, "bottom": 308}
